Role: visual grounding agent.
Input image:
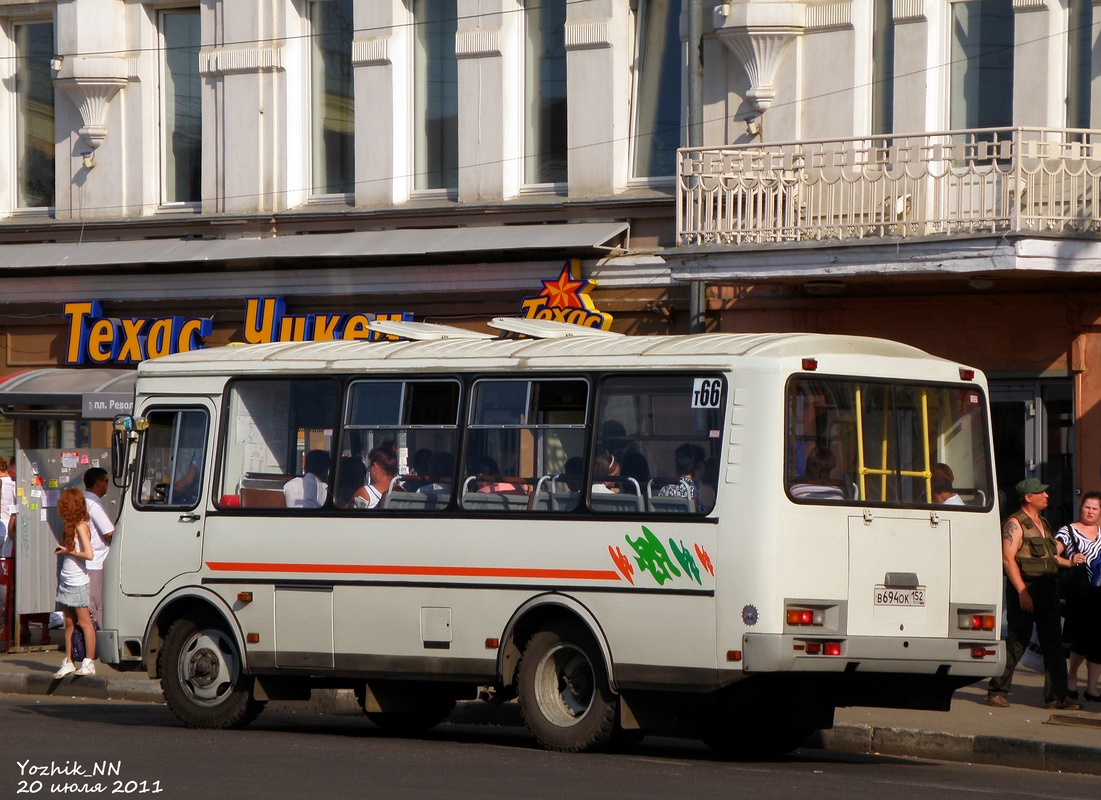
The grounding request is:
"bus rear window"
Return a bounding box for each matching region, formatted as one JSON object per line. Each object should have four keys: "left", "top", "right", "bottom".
{"left": 786, "top": 377, "right": 993, "bottom": 509}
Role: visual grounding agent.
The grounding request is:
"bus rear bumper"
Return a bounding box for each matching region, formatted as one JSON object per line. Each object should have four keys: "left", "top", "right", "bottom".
{"left": 743, "top": 632, "right": 1005, "bottom": 678}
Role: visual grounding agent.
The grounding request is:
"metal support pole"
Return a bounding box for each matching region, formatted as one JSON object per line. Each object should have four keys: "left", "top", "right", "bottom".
{"left": 687, "top": 0, "right": 707, "bottom": 333}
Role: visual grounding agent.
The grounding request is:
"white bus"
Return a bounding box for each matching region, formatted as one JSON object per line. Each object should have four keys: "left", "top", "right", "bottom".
{"left": 100, "top": 318, "right": 1004, "bottom": 755}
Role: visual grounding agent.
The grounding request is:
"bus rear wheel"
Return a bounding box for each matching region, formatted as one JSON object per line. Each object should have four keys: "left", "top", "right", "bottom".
{"left": 517, "top": 621, "right": 617, "bottom": 752}
{"left": 159, "top": 616, "right": 264, "bottom": 729}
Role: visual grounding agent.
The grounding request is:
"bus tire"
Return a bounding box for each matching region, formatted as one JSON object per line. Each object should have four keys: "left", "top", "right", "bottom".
{"left": 159, "top": 616, "right": 264, "bottom": 730}
{"left": 517, "top": 621, "right": 617, "bottom": 752}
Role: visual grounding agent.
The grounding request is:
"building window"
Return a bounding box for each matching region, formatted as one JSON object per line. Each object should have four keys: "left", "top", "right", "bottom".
{"left": 310, "top": 0, "right": 354, "bottom": 196}
{"left": 414, "top": 0, "right": 458, "bottom": 191}
{"left": 160, "top": 9, "right": 201, "bottom": 205}
{"left": 632, "top": 0, "right": 681, "bottom": 179}
{"left": 871, "top": 0, "right": 894, "bottom": 136}
{"left": 524, "top": 0, "right": 567, "bottom": 185}
{"left": 1067, "top": 0, "right": 1091, "bottom": 129}
{"left": 950, "top": 0, "right": 1013, "bottom": 130}
{"left": 14, "top": 21, "right": 55, "bottom": 209}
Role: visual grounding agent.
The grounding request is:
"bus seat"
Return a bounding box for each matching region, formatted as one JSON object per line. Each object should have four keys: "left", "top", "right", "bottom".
{"left": 462, "top": 492, "right": 521, "bottom": 512}
{"left": 240, "top": 487, "right": 287, "bottom": 508}
{"left": 648, "top": 495, "right": 695, "bottom": 513}
{"left": 531, "top": 489, "right": 579, "bottom": 511}
{"left": 590, "top": 493, "right": 644, "bottom": 513}
{"left": 384, "top": 492, "right": 433, "bottom": 511}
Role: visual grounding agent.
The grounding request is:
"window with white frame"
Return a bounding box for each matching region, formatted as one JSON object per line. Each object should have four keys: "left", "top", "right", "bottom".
{"left": 949, "top": 0, "right": 1013, "bottom": 131}
{"left": 1067, "top": 0, "right": 1091, "bottom": 129}
{"left": 871, "top": 0, "right": 894, "bottom": 137}
{"left": 160, "top": 8, "right": 201, "bottom": 205}
{"left": 309, "top": 0, "right": 354, "bottom": 196}
{"left": 14, "top": 20, "right": 55, "bottom": 210}
{"left": 413, "top": 0, "right": 458, "bottom": 191}
{"left": 523, "top": 0, "right": 567, "bottom": 185}
{"left": 631, "top": 0, "right": 681, "bottom": 180}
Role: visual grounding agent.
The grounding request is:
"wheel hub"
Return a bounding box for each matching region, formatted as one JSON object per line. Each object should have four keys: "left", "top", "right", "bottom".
{"left": 188, "top": 647, "right": 219, "bottom": 688}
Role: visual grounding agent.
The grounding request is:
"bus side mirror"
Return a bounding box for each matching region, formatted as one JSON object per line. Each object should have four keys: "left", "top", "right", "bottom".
{"left": 111, "top": 415, "right": 145, "bottom": 484}
{"left": 111, "top": 429, "right": 129, "bottom": 483}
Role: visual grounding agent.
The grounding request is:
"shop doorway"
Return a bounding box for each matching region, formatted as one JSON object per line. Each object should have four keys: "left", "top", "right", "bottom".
{"left": 989, "top": 381, "right": 1074, "bottom": 530}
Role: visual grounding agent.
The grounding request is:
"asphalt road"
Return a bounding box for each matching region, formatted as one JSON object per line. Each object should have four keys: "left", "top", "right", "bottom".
{"left": 3, "top": 694, "right": 1101, "bottom": 800}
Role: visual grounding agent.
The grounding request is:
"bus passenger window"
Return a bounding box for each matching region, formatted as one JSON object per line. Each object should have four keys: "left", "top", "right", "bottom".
{"left": 463, "top": 378, "right": 588, "bottom": 513}
{"left": 341, "top": 380, "right": 461, "bottom": 512}
{"left": 217, "top": 379, "right": 340, "bottom": 511}
{"left": 592, "top": 375, "right": 724, "bottom": 515}
{"left": 785, "top": 378, "right": 993, "bottom": 510}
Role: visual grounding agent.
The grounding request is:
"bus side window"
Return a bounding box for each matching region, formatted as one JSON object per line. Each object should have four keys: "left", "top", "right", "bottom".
{"left": 216, "top": 379, "right": 340, "bottom": 510}
{"left": 136, "top": 409, "right": 208, "bottom": 509}
{"left": 592, "top": 375, "right": 724, "bottom": 515}
{"left": 463, "top": 378, "right": 587, "bottom": 514}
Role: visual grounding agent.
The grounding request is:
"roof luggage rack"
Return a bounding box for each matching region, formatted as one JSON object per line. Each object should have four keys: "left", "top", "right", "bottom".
{"left": 487, "top": 317, "right": 624, "bottom": 340}
{"left": 366, "top": 320, "right": 495, "bottom": 341}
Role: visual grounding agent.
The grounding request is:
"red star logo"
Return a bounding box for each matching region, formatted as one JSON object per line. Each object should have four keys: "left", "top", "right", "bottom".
{"left": 537, "top": 264, "right": 591, "bottom": 309}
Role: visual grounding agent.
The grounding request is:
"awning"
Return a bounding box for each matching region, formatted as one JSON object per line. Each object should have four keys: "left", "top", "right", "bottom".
{"left": 0, "top": 368, "right": 135, "bottom": 419}
{"left": 0, "top": 222, "right": 630, "bottom": 271}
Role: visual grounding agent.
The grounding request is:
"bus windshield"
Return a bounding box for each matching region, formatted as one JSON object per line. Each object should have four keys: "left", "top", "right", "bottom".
{"left": 786, "top": 377, "right": 993, "bottom": 509}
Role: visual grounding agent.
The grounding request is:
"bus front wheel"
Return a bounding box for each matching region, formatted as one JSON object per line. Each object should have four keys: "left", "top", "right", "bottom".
{"left": 159, "top": 616, "right": 264, "bottom": 729}
{"left": 517, "top": 621, "right": 617, "bottom": 752}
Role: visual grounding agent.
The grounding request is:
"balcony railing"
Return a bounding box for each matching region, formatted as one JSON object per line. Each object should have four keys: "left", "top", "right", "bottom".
{"left": 677, "top": 128, "right": 1101, "bottom": 246}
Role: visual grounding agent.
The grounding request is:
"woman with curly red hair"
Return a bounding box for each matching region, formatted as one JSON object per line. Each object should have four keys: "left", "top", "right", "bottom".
{"left": 52, "top": 487, "right": 96, "bottom": 678}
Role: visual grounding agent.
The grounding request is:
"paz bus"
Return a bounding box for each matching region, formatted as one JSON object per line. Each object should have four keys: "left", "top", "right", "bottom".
{"left": 100, "top": 318, "right": 1005, "bottom": 755}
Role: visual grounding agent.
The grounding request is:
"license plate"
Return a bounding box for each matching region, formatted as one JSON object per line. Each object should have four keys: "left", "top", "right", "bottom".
{"left": 874, "top": 586, "right": 926, "bottom": 606}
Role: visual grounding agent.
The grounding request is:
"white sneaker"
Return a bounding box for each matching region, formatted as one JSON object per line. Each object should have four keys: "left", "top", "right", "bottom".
{"left": 53, "top": 659, "right": 76, "bottom": 679}
{"left": 75, "top": 659, "right": 96, "bottom": 676}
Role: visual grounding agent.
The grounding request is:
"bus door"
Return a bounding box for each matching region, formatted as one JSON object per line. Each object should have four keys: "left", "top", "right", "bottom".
{"left": 846, "top": 514, "right": 950, "bottom": 638}
{"left": 120, "top": 404, "right": 212, "bottom": 596}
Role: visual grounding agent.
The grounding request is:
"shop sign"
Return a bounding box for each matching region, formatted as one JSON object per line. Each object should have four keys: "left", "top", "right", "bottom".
{"left": 64, "top": 301, "right": 212, "bottom": 365}
{"left": 242, "top": 298, "right": 411, "bottom": 345}
{"left": 520, "top": 259, "right": 613, "bottom": 330}
{"left": 63, "top": 299, "right": 413, "bottom": 365}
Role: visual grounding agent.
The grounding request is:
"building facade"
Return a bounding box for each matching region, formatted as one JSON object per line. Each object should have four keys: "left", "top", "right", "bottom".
{"left": 0, "top": 0, "right": 691, "bottom": 452}
{"left": 668, "top": 0, "right": 1101, "bottom": 526}
{"left": 2, "top": 0, "right": 1099, "bottom": 525}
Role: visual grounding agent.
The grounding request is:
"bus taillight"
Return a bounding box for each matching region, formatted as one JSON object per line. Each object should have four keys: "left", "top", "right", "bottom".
{"left": 958, "top": 613, "right": 996, "bottom": 631}
{"left": 971, "top": 647, "right": 996, "bottom": 659}
{"left": 786, "top": 607, "right": 824, "bottom": 626}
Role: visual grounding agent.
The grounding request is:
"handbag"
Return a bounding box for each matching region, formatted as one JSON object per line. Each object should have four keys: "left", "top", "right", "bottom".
{"left": 71, "top": 625, "right": 86, "bottom": 662}
{"left": 1059, "top": 564, "right": 1091, "bottom": 602}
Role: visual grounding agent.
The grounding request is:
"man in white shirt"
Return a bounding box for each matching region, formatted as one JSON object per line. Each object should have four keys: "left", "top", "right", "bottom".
{"left": 83, "top": 467, "right": 116, "bottom": 627}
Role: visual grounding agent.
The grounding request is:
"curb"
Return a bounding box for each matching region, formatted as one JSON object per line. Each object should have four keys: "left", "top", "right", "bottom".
{"left": 817, "top": 724, "right": 1101, "bottom": 777}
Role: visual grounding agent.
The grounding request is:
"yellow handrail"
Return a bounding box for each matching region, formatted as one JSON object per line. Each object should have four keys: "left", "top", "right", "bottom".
{"left": 853, "top": 387, "right": 933, "bottom": 502}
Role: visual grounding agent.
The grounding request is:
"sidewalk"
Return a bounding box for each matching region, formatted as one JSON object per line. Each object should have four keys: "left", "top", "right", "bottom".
{"left": 2, "top": 644, "right": 1099, "bottom": 776}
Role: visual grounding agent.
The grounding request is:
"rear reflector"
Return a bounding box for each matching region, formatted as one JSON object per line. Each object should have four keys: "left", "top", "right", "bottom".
{"left": 971, "top": 647, "right": 996, "bottom": 659}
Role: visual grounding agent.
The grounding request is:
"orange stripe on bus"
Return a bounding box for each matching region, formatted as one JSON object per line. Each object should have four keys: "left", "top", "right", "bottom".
{"left": 205, "top": 561, "right": 622, "bottom": 581}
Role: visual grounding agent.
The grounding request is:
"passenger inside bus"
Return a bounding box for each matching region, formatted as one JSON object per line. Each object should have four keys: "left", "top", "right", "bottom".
{"left": 932, "top": 462, "right": 965, "bottom": 506}
{"left": 472, "top": 456, "right": 523, "bottom": 495}
{"left": 617, "top": 450, "right": 650, "bottom": 496}
{"left": 417, "top": 451, "right": 455, "bottom": 496}
{"left": 789, "top": 449, "right": 845, "bottom": 501}
{"left": 283, "top": 449, "right": 331, "bottom": 508}
{"left": 334, "top": 456, "right": 369, "bottom": 509}
{"left": 657, "top": 443, "right": 710, "bottom": 513}
{"left": 362, "top": 442, "right": 399, "bottom": 508}
{"left": 591, "top": 451, "right": 620, "bottom": 494}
